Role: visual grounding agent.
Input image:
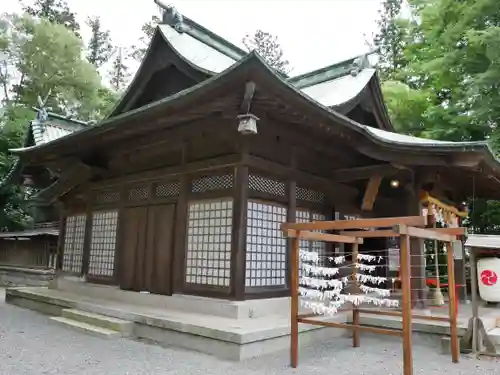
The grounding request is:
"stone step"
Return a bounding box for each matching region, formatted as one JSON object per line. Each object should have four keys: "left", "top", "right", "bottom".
{"left": 50, "top": 316, "right": 121, "bottom": 339}
{"left": 488, "top": 327, "right": 500, "bottom": 345}
{"left": 61, "top": 308, "right": 133, "bottom": 337}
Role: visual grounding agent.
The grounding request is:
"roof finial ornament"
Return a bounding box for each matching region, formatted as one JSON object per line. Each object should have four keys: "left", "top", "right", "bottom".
{"left": 35, "top": 89, "right": 51, "bottom": 123}
{"left": 154, "top": 0, "right": 184, "bottom": 33}
{"left": 349, "top": 54, "right": 371, "bottom": 77}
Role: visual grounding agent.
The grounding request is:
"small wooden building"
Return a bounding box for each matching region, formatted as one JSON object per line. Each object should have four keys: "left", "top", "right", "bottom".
{"left": 0, "top": 109, "right": 88, "bottom": 269}
{"left": 10, "top": 10, "right": 500, "bottom": 303}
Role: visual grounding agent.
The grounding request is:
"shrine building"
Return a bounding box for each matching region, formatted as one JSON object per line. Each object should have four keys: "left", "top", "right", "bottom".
{"left": 6, "top": 6, "right": 500, "bottom": 359}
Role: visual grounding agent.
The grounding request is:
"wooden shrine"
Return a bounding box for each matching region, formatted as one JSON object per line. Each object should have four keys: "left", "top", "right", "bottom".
{"left": 8, "top": 6, "right": 500, "bottom": 304}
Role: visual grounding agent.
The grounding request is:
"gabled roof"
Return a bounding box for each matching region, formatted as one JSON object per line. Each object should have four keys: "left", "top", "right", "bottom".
{"left": 9, "top": 52, "right": 500, "bottom": 200}
{"left": 109, "top": 9, "right": 392, "bottom": 130}
{"left": 10, "top": 52, "right": 499, "bottom": 168}
{"left": 1, "top": 110, "right": 88, "bottom": 187}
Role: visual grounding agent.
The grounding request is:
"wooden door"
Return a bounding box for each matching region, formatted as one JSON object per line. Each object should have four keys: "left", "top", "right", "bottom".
{"left": 119, "top": 206, "right": 148, "bottom": 291}
{"left": 144, "top": 204, "right": 175, "bottom": 295}
{"left": 118, "top": 204, "right": 175, "bottom": 295}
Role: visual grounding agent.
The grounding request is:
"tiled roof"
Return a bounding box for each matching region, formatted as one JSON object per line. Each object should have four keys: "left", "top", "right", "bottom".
{"left": 0, "top": 111, "right": 88, "bottom": 187}
{"left": 31, "top": 112, "right": 87, "bottom": 146}
{"left": 156, "top": 19, "right": 378, "bottom": 111}
{"left": 300, "top": 69, "right": 376, "bottom": 108}
{"left": 158, "top": 24, "right": 240, "bottom": 74}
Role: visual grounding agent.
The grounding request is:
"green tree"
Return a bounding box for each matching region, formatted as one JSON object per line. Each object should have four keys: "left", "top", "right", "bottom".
{"left": 86, "top": 16, "right": 113, "bottom": 69}
{"left": 109, "top": 47, "right": 130, "bottom": 92}
{"left": 373, "top": 0, "right": 406, "bottom": 80}
{"left": 130, "top": 15, "right": 160, "bottom": 62}
{"left": 0, "top": 13, "right": 117, "bottom": 230}
{"left": 377, "top": 0, "right": 500, "bottom": 234}
{"left": 0, "top": 105, "right": 34, "bottom": 231}
{"left": 242, "top": 30, "right": 290, "bottom": 75}
{"left": 21, "top": 0, "right": 80, "bottom": 34}
{"left": 1, "top": 14, "right": 107, "bottom": 118}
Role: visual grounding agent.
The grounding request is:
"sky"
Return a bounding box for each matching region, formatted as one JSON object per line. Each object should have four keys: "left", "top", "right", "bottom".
{"left": 3, "top": 0, "right": 384, "bottom": 76}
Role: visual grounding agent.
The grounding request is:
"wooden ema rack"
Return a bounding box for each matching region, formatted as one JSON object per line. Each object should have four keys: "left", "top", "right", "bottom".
{"left": 281, "top": 215, "right": 465, "bottom": 375}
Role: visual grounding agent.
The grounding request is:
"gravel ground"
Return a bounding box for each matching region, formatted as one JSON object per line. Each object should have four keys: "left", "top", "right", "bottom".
{"left": 0, "top": 289, "right": 499, "bottom": 375}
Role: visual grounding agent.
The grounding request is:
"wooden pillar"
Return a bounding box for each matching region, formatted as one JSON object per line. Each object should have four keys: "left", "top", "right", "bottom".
{"left": 406, "top": 185, "right": 427, "bottom": 309}
{"left": 447, "top": 240, "right": 459, "bottom": 363}
{"left": 230, "top": 164, "right": 248, "bottom": 300}
{"left": 352, "top": 242, "right": 360, "bottom": 348}
{"left": 286, "top": 148, "right": 297, "bottom": 291}
{"left": 400, "top": 233, "right": 414, "bottom": 375}
{"left": 82, "top": 199, "right": 93, "bottom": 277}
{"left": 55, "top": 201, "right": 66, "bottom": 272}
{"left": 172, "top": 143, "right": 187, "bottom": 294}
{"left": 290, "top": 236, "right": 299, "bottom": 368}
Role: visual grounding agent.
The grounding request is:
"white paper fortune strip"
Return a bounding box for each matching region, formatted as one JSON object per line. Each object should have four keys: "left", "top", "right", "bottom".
{"left": 355, "top": 263, "right": 377, "bottom": 273}
{"left": 302, "top": 263, "right": 340, "bottom": 277}
{"left": 355, "top": 273, "right": 387, "bottom": 285}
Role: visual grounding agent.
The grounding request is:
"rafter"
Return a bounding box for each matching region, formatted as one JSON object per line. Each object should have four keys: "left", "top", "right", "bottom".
{"left": 332, "top": 163, "right": 400, "bottom": 182}
{"left": 361, "top": 175, "right": 382, "bottom": 212}
{"left": 35, "top": 161, "right": 105, "bottom": 203}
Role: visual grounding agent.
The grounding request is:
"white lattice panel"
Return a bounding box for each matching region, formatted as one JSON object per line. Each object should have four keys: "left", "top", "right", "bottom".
{"left": 128, "top": 187, "right": 149, "bottom": 201}
{"left": 88, "top": 210, "right": 118, "bottom": 277}
{"left": 245, "top": 201, "right": 287, "bottom": 287}
{"left": 62, "top": 214, "right": 86, "bottom": 273}
{"left": 155, "top": 181, "right": 180, "bottom": 197}
{"left": 248, "top": 174, "right": 286, "bottom": 196}
{"left": 95, "top": 191, "right": 120, "bottom": 205}
{"left": 296, "top": 186, "right": 325, "bottom": 204}
{"left": 191, "top": 175, "right": 233, "bottom": 193}
{"left": 185, "top": 199, "right": 233, "bottom": 286}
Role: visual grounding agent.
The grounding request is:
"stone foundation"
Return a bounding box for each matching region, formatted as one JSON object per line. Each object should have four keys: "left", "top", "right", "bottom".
{"left": 6, "top": 277, "right": 348, "bottom": 360}
{"left": 0, "top": 265, "right": 55, "bottom": 287}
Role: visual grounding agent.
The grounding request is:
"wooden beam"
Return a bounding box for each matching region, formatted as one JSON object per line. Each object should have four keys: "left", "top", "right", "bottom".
{"left": 36, "top": 162, "right": 95, "bottom": 203}
{"left": 340, "top": 226, "right": 466, "bottom": 238}
{"left": 85, "top": 154, "right": 241, "bottom": 190}
{"left": 281, "top": 216, "right": 427, "bottom": 231}
{"left": 361, "top": 175, "right": 382, "bottom": 211}
{"left": 240, "top": 81, "right": 256, "bottom": 112}
{"left": 283, "top": 230, "right": 363, "bottom": 244}
{"left": 340, "top": 229, "right": 397, "bottom": 238}
{"left": 243, "top": 154, "right": 359, "bottom": 200}
{"left": 297, "top": 318, "right": 403, "bottom": 337}
{"left": 394, "top": 225, "right": 456, "bottom": 242}
{"left": 332, "top": 164, "right": 399, "bottom": 182}
{"left": 432, "top": 227, "right": 467, "bottom": 236}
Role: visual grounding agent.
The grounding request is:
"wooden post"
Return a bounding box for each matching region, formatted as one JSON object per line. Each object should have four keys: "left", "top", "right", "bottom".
{"left": 446, "top": 241, "right": 459, "bottom": 363}
{"left": 470, "top": 250, "right": 479, "bottom": 354}
{"left": 230, "top": 165, "right": 248, "bottom": 300}
{"left": 400, "top": 234, "right": 413, "bottom": 375}
{"left": 290, "top": 235, "right": 299, "bottom": 368}
{"left": 352, "top": 242, "right": 360, "bottom": 348}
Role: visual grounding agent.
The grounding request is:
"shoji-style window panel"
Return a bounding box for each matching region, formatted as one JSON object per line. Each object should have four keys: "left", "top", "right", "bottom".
{"left": 62, "top": 214, "right": 86, "bottom": 273}
{"left": 88, "top": 210, "right": 119, "bottom": 277}
{"left": 296, "top": 210, "right": 327, "bottom": 276}
{"left": 245, "top": 200, "right": 287, "bottom": 287}
{"left": 185, "top": 199, "right": 233, "bottom": 287}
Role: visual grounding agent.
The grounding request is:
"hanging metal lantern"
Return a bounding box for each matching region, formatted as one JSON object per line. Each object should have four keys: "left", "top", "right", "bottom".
{"left": 237, "top": 113, "right": 259, "bottom": 135}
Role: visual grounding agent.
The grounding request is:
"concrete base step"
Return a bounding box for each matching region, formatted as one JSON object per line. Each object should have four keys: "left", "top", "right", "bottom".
{"left": 487, "top": 327, "right": 500, "bottom": 345}
{"left": 50, "top": 316, "right": 121, "bottom": 339}
{"left": 61, "top": 308, "right": 133, "bottom": 337}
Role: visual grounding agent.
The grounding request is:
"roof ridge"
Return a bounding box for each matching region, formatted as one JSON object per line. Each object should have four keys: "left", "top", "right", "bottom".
{"left": 290, "top": 50, "right": 378, "bottom": 88}
{"left": 158, "top": 7, "right": 247, "bottom": 61}
{"left": 47, "top": 111, "right": 90, "bottom": 126}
